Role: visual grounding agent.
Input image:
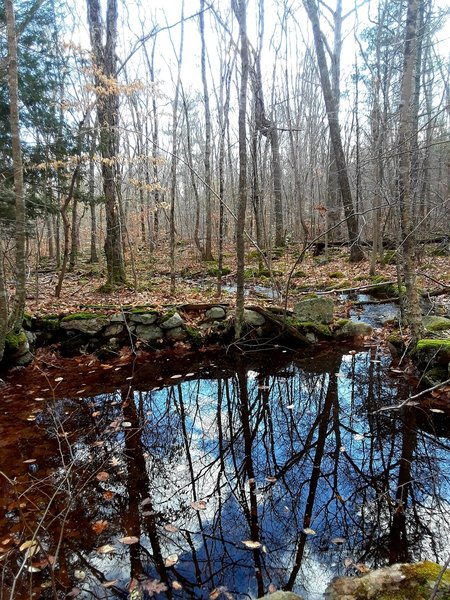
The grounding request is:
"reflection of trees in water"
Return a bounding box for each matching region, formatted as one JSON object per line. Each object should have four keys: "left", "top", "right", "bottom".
{"left": 3, "top": 350, "right": 450, "bottom": 599}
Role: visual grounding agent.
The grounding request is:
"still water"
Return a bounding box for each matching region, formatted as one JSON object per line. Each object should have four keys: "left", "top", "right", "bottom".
{"left": 0, "top": 346, "right": 449, "bottom": 599}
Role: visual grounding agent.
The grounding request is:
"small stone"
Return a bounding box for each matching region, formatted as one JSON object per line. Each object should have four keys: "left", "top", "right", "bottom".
{"left": 335, "top": 321, "right": 372, "bottom": 339}
{"left": 160, "top": 312, "right": 184, "bottom": 329}
{"left": 103, "top": 323, "right": 124, "bottom": 337}
{"left": 165, "top": 327, "right": 187, "bottom": 341}
{"left": 205, "top": 306, "right": 226, "bottom": 320}
{"left": 129, "top": 313, "right": 158, "bottom": 325}
{"left": 135, "top": 325, "right": 163, "bottom": 341}
{"left": 243, "top": 309, "right": 265, "bottom": 326}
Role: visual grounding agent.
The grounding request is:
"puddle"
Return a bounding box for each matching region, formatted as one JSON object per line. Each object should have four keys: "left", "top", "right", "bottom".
{"left": 1, "top": 348, "right": 449, "bottom": 599}
{"left": 341, "top": 293, "right": 399, "bottom": 327}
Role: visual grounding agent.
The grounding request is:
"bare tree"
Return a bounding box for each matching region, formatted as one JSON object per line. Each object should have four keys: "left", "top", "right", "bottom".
{"left": 233, "top": 0, "right": 250, "bottom": 339}
{"left": 303, "top": 0, "right": 365, "bottom": 262}
{"left": 86, "top": 0, "right": 126, "bottom": 286}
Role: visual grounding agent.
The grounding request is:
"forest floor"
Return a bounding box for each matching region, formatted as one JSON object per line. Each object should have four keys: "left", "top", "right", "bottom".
{"left": 22, "top": 241, "right": 450, "bottom": 318}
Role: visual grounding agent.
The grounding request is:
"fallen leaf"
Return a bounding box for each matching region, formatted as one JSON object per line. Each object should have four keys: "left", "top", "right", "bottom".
{"left": 102, "top": 580, "right": 119, "bottom": 588}
{"left": 344, "top": 558, "right": 353, "bottom": 567}
{"left": 67, "top": 588, "right": 81, "bottom": 597}
{"left": 23, "top": 459, "right": 37, "bottom": 464}
{"left": 118, "top": 536, "right": 139, "bottom": 545}
{"left": 355, "top": 563, "right": 370, "bottom": 573}
{"left": 103, "top": 491, "right": 114, "bottom": 501}
{"left": 164, "top": 524, "right": 179, "bottom": 533}
{"left": 96, "top": 471, "right": 109, "bottom": 481}
{"left": 121, "top": 421, "right": 132, "bottom": 428}
{"left": 140, "top": 497, "right": 152, "bottom": 507}
{"left": 302, "top": 528, "right": 316, "bottom": 535}
{"left": 92, "top": 411, "right": 101, "bottom": 417}
{"left": 27, "top": 565, "right": 41, "bottom": 572}
{"left": 354, "top": 434, "right": 364, "bottom": 441}
{"left": 265, "top": 476, "right": 277, "bottom": 483}
{"left": 170, "top": 374, "right": 183, "bottom": 379}
{"left": 191, "top": 500, "right": 207, "bottom": 510}
{"left": 164, "top": 553, "right": 179, "bottom": 567}
{"left": 268, "top": 583, "right": 277, "bottom": 593}
{"left": 54, "top": 377, "right": 64, "bottom": 382}
{"left": 92, "top": 520, "right": 108, "bottom": 534}
{"left": 19, "top": 540, "right": 37, "bottom": 552}
{"left": 172, "top": 581, "right": 183, "bottom": 590}
{"left": 109, "top": 456, "right": 121, "bottom": 467}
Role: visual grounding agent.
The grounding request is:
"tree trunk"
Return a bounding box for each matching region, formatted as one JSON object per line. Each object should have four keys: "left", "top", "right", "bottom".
{"left": 304, "top": 0, "right": 364, "bottom": 262}
{"left": 5, "top": 0, "right": 27, "bottom": 331}
{"left": 233, "top": 0, "right": 250, "bottom": 339}
{"left": 200, "top": 0, "right": 213, "bottom": 260}
{"left": 396, "top": 0, "right": 424, "bottom": 344}
{"left": 86, "top": 0, "right": 125, "bottom": 287}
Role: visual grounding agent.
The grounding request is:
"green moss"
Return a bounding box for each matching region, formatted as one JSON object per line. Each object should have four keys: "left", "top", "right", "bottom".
{"left": 22, "top": 312, "right": 33, "bottom": 328}
{"left": 5, "top": 330, "right": 27, "bottom": 350}
{"left": 329, "top": 271, "right": 345, "bottom": 279}
{"left": 61, "top": 312, "right": 107, "bottom": 322}
{"left": 302, "top": 292, "right": 319, "bottom": 299}
{"left": 353, "top": 275, "right": 367, "bottom": 282}
{"left": 335, "top": 318, "right": 349, "bottom": 328}
{"left": 42, "top": 317, "right": 60, "bottom": 331}
{"left": 244, "top": 268, "right": 258, "bottom": 279}
{"left": 423, "top": 366, "right": 448, "bottom": 387}
{"left": 287, "top": 318, "right": 331, "bottom": 337}
{"left": 423, "top": 316, "right": 450, "bottom": 332}
{"left": 294, "top": 270, "right": 307, "bottom": 278}
{"left": 416, "top": 339, "right": 450, "bottom": 351}
{"left": 383, "top": 249, "right": 397, "bottom": 265}
{"left": 185, "top": 326, "right": 203, "bottom": 348}
{"left": 387, "top": 331, "right": 403, "bottom": 347}
{"left": 272, "top": 246, "right": 285, "bottom": 257}
{"left": 160, "top": 309, "right": 177, "bottom": 323}
{"left": 208, "top": 266, "right": 231, "bottom": 277}
{"left": 130, "top": 307, "right": 159, "bottom": 315}
{"left": 370, "top": 275, "right": 389, "bottom": 284}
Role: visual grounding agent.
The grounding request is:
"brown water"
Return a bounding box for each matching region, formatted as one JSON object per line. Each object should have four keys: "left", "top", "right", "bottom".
{"left": 0, "top": 345, "right": 449, "bottom": 600}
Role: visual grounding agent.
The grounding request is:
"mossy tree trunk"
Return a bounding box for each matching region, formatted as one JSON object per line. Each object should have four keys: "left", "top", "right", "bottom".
{"left": 5, "top": 0, "right": 27, "bottom": 332}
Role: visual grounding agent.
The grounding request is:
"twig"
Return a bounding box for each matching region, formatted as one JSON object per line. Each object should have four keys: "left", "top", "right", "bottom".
{"left": 371, "top": 378, "right": 450, "bottom": 414}
{"left": 430, "top": 555, "right": 450, "bottom": 600}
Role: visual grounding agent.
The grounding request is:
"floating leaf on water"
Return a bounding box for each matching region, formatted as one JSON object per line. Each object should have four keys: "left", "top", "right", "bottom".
{"left": 164, "top": 524, "right": 179, "bottom": 533}
{"left": 92, "top": 411, "right": 101, "bottom": 417}
{"left": 142, "top": 511, "right": 156, "bottom": 517}
{"left": 331, "top": 537, "right": 346, "bottom": 545}
{"left": 67, "top": 588, "right": 81, "bottom": 598}
{"left": 164, "top": 553, "right": 179, "bottom": 567}
{"left": 1, "top": 538, "right": 11, "bottom": 545}
{"left": 286, "top": 404, "right": 295, "bottom": 409}
{"left": 34, "top": 397, "right": 45, "bottom": 401}
{"left": 96, "top": 471, "right": 109, "bottom": 481}
{"left": 265, "top": 476, "right": 277, "bottom": 483}
{"left": 185, "top": 372, "right": 195, "bottom": 377}
{"left": 140, "top": 497, "right": 152, "bottom": 507}
{"left": 354, "top": 434, "right": 364, "bottom": 441}
{"left": 242, "top": 540, "right": 262, "bottom": 549}
{"left": 92, "top": 520, "right": 108, "bottom": 534}
{"left": 344, "top": 558, "right": 353, "bottom": 567}
{"left": 258, "top": 385, "right": 270, "bottom": 390}
{"left": 348, "top": 350, "right": 357, "bottom": 355}
{"left": 430, "top": 408, "right": 445, "bottom": 414}
{"left": 141, "top": 579, "right": 168, "bottom": 594}
{"left": 26, "top": 415, "right": 37, "bottom": 421}
{"left": 191, "top": 500, "right": 207, "bottom": 510}
{"left": 302, "top": 528, "right": 316, "bottom": 535}
{"left": 339, "top": 446, "right": 346, "bottom": 453}
{"left": 172, "top": 581, "right": 183, "bottom": 590}
{"left": 118, "top": 536, "right": 139, "bottom": 545}
{"left": 355, "top": 563, "right": 370, "bottom": 573}
{"left": 74, "top": 570, "right": 86, "bottom": 581}
{"left": 268, "top": 583, "right": 277, "bottom": 593}
{"left": 109, "top": 456, "right": 121, "bottom": 467}
{"left": 103, "top": 491, "right": 114, "bottom": 501}
{"left": 27, "top": 565, "right": 41, "bottom": 572}
{"left": 96, "top": 544, "right": 116, "bottom": 554}
{"left": 102, "top": 580, "right": 119, "bottom": 588}
{"left": 121, "top": 421, "right": 132, "bottom": 428}
{"left": 170, "top": 374, "right": 183, "bottom": 379}
{"left": 54, "top": 377, "right": 64, "bottom": 382}
{"left": 23, "top": 459, "right": 36, "bottom": 464}
{"left": 210, "top": 586, "right": 233, "bottom": 600}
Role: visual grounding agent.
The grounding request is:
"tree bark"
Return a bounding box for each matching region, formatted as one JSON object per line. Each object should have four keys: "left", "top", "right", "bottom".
{"left": 5, "top": 0, "right": 27, "bottom": 331}
{"left": 304, "top": 0, "right": 364, "bottom": 262}
{"left": 200, "top": 0, "right": 213, "bottom": 260}
{"left": 233, "top": 0, "right": 250, "bottom": 339}
{"left": 396, "top": 0, "right": 424, "bottom": 343}
{"left": 86, "top": 0, "right": 126, "bottom": 286}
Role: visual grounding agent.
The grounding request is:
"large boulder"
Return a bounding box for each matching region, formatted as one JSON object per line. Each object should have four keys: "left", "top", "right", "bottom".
{"left": 423, "top": 316, "right": 450, "bottom": 333}
{"left": 243, "top": 309, "right": 266, "bottom": 327}
{"left": 206, "top": 306, "right": 226, "bottom": 320}
{"left": 160, "top": 312, "right": 184, "bottom": 329}
{"left": 135, "top": 324, "right": 164, "bottom": 342}
{"left": 60, "top": 314, "right": 109, "bottom": 335}
{"left": 335, "top": 321, "right": 373, "bottom": 339}
{"left": 294, "top": 297, "right": 334, "bottom": 324}
{"left": 325, "top": 561, "right": 450, "bottom": 600}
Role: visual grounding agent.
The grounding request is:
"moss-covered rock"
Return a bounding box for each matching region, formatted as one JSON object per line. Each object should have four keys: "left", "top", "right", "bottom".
{"left": 61, "top": 313, "right": 109, "bottom": 335}
{"left": 294, "top": 297, "right": 334, "bottom": 324}
{"left": 61, "top": 312, "right": 107, "bottom": 322}
{"left": 5, "top": 329, "right": 28, "bottom": 351}
{"left": 325, "top": 561, "right": 450, "bottom": 600}
{"left": 287, "top": 318, "right": 332, "bottom": 338}
{"left": 415, "top": 339, "right": 450, "bottom": 372}
{"left": 160, "top": 311, "right": 183, "bottom": 329}
{"left": 423, "top": 316, "right": 450, "bottom": 332}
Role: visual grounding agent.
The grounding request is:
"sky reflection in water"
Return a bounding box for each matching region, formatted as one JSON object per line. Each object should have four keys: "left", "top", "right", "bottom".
{"left": 2, "top": 348, "right": 450, "bottom": 599}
